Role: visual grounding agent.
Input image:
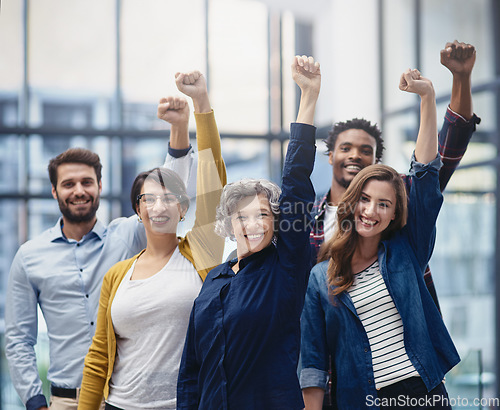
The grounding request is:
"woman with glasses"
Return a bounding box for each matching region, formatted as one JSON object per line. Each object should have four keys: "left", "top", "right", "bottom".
{"left": 78, "top": 71, "right": 226, "bottom": 410}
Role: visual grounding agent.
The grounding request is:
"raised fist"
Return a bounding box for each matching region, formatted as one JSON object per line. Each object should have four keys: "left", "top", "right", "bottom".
{"left": 399, "top": 68, "right": 434, "bottom": 97}
{"left": 440, "top": 40, "right": 476, "bottom": 77}
{"left": 157, "top": 96, "right": 189, "bottom": 126}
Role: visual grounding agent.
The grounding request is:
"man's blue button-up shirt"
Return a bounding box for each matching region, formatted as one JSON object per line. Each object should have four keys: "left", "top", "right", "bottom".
{"left": 5, "top": 216, "right": 146, "bottom": 410}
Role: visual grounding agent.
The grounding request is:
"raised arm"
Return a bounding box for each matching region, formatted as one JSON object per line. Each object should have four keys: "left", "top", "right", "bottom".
{"left": 437, "top": 40, "right": 480, "bottom": 191}
{"left": 175, "top": 70, "right": 227, "bottom": 280}
{"left": 175, "top": 70, "right": 211, "bottom": 114}
{"left": 441, "top": 40, "right": 475, "bottom": 120}
{"left": 292, "top": 55, "right": 321, "bottom": 125}
{"left": 158, "top": 96, "right": 190, "bottom": 150}
{"left": 275, "top": 56, "right": 319, "bottom": 284}
{"left": 400, "top": 70, "right": 442, "bottom": 268}
{"left": 399, "top": 69, "right": 437, "bottom": 164}
{"left": 158, "top": 96, "right": 197, "bottom": 198}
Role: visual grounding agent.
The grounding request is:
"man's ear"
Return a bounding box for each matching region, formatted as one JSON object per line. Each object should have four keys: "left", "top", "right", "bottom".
{"left": 51, "top": 185, "right": 58, "bottom": 200}
{"left": 98, "top": 180, "right": 103, "bottom": 194}
{"left": 328, "top": 151, "right": 334, "bottom": 166}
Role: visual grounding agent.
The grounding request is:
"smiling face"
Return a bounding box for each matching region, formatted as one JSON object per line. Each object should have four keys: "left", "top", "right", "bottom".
{"left": 329, "top": 129, "right": 377, "bottom": 191}
{"left": 231, "top": 194, "right": 275, "bottom": 260}
{"left": 51, "top": 163, "right": 101, "bottom": 224}
{"left": 137, "top": 180, "right": 183, "bottom": 235}
{"left": 354, "top": 179, "right": 396, "bottom": 241}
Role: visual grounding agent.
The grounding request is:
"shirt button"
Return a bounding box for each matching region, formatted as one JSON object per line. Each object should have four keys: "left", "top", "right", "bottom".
{"left": 80, "top": 269, "right": 83, "bottom": 272}
{"left": 85, "top": 294, "right": 89, "bottom": 298}
{"left": 368, "top": 379, "right": 372, "bottom": 384}
{"left": 90, "top": 322, "right": 94, "bottom": 325}
{"left": 364, "top": 348, "right": 368, "bottom": 352}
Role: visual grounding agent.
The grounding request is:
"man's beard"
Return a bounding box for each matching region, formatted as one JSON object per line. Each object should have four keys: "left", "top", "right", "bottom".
{"left": 57, "top": 195, "right": 100, "bottom": 223}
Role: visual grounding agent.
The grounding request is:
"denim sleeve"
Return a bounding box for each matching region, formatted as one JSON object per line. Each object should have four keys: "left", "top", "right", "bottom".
{"left": 409, "top": 151, "right": 442, "bottom": 176}
{"left": 5, "top": 248, "right": 47, "bottom": 408}
{"left": 300, "top": 264, "right": 330, "bottom": 390}
{"left": 277, "top": 122, "right": 316, "bottom": 288}
{"left": 300, "top": 368, "right": 330, "bottom": 391}
{"left": 406, "top": 153, "right": 444, "bottom": 269}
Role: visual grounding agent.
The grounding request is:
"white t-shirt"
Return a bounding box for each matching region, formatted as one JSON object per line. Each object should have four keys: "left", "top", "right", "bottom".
{"left": 323, "top": 203, "right": 338, "bottom": 243}
{"left": 107, "top": 247, "right": 202, "bottom": 410}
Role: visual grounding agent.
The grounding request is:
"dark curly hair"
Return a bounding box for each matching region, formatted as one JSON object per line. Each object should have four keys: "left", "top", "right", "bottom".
{"left": 324, "top": 118, "right": 384, "bottom": 162}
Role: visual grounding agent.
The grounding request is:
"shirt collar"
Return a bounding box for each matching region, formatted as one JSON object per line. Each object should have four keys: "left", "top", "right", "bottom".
{"left": 213, "top": 244, "right": 275, "bottom": 279}
{"left": 49, "top": 217, "right": 105, "bottom": 243}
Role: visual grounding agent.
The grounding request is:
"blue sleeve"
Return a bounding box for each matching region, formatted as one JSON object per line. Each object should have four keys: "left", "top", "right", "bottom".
{"left": 405, "top": 153, "right": 443, "bottom": 269}
{"left": 277, "top": 122, "right": 316, "bottom": 288}
{"left": 108, "top": 215, "right": 147, "bottom": 255}
{"left": 299, "top": 264, "right": 330, "bottom": 391}
{"left": 5, "top": 248, "right": 48, "bottom": 408}
{"left": 177, "top": 305, "right": 200, "bottom": 410}
{"left": 26, "top": 395, "right": 48, "bottom": 410}
{"left": 168, "top": 143, "right": 192, "bottom": 158}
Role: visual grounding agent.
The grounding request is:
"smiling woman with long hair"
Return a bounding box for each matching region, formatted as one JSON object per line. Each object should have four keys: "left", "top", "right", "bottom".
{"left": 321, "top": 164, "right": 408, "bottom": 296}
{"left": 300, "top": 69, "right": 460, "bottom": 409}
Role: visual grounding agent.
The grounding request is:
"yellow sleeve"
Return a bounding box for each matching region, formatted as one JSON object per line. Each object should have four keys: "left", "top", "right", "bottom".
{"left": 180, "top": 110, "right": 227, "bottom": 281}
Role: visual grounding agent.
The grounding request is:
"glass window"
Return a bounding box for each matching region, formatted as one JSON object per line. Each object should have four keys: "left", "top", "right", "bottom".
{"left": 382, "top": 0, "right": 416, "bottom": 113}
{"left": 0, "top": 0, "right": 24, "bottom": 93}
{"left": 29, "top": 0, "right": 116, "bottom": 99}
{"left": 121, "top": 0, "right": 206, "bottom": 113}
{"left": 209, "top": 0, "right": 269, "bottom": 134}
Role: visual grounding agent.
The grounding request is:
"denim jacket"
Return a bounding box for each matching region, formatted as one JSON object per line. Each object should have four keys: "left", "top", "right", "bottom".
{"left": 300, "top": 155, "right": 460, "bottom": 409}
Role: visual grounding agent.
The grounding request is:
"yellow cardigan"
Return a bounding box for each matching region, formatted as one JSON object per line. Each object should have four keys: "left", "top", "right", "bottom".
{"left": 78, "top": 110, "right": 226, "bottom": 409}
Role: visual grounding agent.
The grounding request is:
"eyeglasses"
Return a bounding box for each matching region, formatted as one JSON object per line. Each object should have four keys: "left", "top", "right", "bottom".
{"left": 137, "top": 193, "right": 181, "bottom": 207}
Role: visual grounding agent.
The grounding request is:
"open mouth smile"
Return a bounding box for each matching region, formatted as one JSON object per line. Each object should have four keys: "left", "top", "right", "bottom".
{"left": 344, "top": 163, "right": 362, "bottom": 172}
{"left": 70, "top": 199, "right": 91, "bottom": 206}
{"left": 149, "top": 216, "right": 170, "bottom": 223}
{"left": 245, "top": 233, "right": 264, "bottom": 241}
{"left": 359, "top": 216, "right": 377, "bottom": 227}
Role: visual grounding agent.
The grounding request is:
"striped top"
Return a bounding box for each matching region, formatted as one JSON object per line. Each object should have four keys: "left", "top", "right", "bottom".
{"left": 348, "top": 261, "right": 419, "bottom": 389}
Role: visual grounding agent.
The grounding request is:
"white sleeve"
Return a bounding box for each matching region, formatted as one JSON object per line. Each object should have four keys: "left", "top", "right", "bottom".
{"left": 163, "top": 148, "right": 198, "bottom": 200}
